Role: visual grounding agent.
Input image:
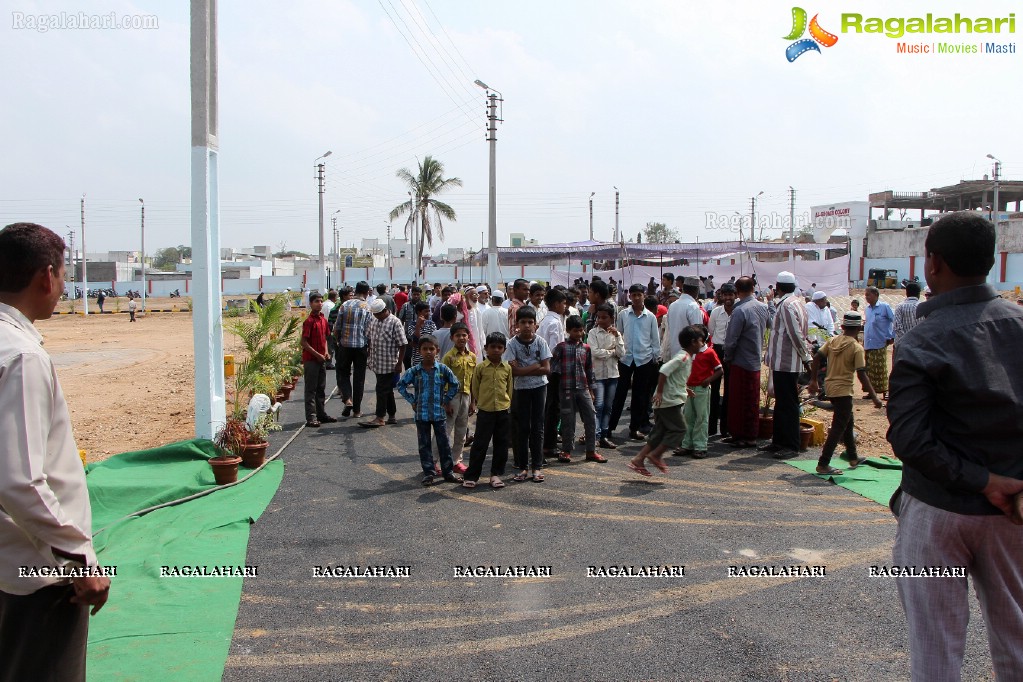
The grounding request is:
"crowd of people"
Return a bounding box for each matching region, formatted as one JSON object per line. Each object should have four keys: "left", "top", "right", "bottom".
{"left": 298, "top": 263, "right": 916, "bottom": 484}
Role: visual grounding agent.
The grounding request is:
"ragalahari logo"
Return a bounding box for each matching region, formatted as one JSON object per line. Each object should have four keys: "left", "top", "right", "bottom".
{"left": 784, "top": 7, "right": 838, "bottom": 61}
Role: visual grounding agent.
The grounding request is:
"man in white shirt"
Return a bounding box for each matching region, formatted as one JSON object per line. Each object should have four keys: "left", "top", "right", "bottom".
{"left": 805, "top": 291, "right": 835, "bottom": 336}
{"left": 475, "top": 285, "right": 491, "bottom": 311}
{"left": 483, "top": 290, "right": 509, "bottom": 338}
{"left": 666, "top": 277, "right": 705, "bottom": 358}
{"left": 708, "top": 282, "right": 736, "bottom": 437}
{"left": 463, "top": 286, "right": 487, "bottom": 360}
{"left": 0, "top": 223, "right": 110, "bottom": 681}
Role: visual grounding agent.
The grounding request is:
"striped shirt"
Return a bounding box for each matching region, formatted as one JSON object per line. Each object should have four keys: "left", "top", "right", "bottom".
{"left": 334, "top": 297, "right": 371, "bottom": 348}
{"left": 396, "top": 362, "right": 460, "bottom": 422}
{"left": 766, "top": 294, "right": 812, "bottom": 373}
{"left": 893, "top": 297, "right": 920, "bottom": 346}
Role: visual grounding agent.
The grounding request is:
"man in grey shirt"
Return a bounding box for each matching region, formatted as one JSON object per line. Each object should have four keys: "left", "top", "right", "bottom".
{"left": 722, "top": 276, "right": 769, "bottom": 447}
{"left": 887, "top": 211, "right": 1023, "bottom": 681}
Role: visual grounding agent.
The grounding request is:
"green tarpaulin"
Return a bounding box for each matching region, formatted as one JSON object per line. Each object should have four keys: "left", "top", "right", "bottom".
{"left": 84, "top": 439, "right": 283, "bottom": 681}
{"left": 786, "top": 454, "right": 902, "bottom": 506}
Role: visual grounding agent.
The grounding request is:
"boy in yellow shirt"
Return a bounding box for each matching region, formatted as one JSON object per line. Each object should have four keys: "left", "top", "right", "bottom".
{"left": 441, "top": 322, "right": 477, "bottom": 474}
{"left": 463, "top": 333, "right": 514, "bottom": 489}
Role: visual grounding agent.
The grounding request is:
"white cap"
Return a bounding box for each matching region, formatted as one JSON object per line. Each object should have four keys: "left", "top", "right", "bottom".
{"left": 491, "top": 290, "right": 505, "bottom": 300}
{"left": 776, "top": 271, "right": 797, "bottom": 284}
{"left": 811, "top": 291, "right": 827, "bottom": 301}
{"left": 369, "top": 299, "right": 386, "bottom": 314}
{"left": 476, "top": 285, "right": 489, "bottom": 293}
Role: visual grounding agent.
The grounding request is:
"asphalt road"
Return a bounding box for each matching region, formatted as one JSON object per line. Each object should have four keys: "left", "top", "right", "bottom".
{"left": 224, "top": 374, "right": 996, "bottom": 682}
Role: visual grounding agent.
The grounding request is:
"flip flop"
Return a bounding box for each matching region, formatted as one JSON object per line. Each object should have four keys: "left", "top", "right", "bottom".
{"left": 848, "top": 457, "right": 867, "bottom": 469}
{"left": 627, "top": 462, "right": 653, "bottom": 477}
{"left": 512, "top": 472, "right": 530, "bottom": 482}
{"left": 531, "top": 473, "right": 545, "bottom": 483}
{"left": 648, "top": 455, "right": 669, "bottom": 474}
{"left": 490, "top": 477, "right": 506, "bottom": 488}
{"left": 461, "top": 480, "right": 477, "bottom": 489}
{"left": 816, "top": 466, "right": 844, "bottom": 476}
{"left": 358, "top": 421, "right": 383, "bottom": 428}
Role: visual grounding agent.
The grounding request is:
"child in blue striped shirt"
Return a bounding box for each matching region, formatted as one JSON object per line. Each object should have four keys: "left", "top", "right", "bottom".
{"left": 397, "top": 335, "right": 463, "bottom": 486}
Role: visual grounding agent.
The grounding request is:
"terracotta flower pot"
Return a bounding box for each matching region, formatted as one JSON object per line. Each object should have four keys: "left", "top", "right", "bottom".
{"left": 799, "top": 423, "right": 815, "bottom": 451}
{"left": 279, "top": 386, "right": 293, "bottom": 401}
{"left": 275, "top": 392, "right": 286, "bottom": 403}
{"left": 210, "top": 455, "right": 242, "bottom": 484}
{"left": 758, "top": 415, "right": 774, "bottom": 440}
{"left": 240, "top": 441, "right": 268, "bottom": 468}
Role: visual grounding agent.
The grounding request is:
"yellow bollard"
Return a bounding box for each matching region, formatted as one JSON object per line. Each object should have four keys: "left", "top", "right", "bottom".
{"left": 224, "top": 354, "right": 235, "bottom": 377}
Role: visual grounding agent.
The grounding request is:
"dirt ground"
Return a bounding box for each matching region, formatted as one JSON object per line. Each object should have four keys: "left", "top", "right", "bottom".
{"left": 36, "top": 292, "right": 903, "bottom": 464}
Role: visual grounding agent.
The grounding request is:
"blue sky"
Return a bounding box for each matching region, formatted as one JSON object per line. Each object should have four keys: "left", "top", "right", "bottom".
{"left": 1, "top": 0, "right": 1019, "bottom": 255}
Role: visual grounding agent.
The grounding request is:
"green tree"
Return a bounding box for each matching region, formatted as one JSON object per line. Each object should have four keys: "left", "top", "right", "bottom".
{"left": 388, "top": 155, "right": 462, "bottom": 265}
{"left": 642, "top": 221, "right": 679, "bottom": 244}
{"left": 153, "top": 247, "right": 182, "bottom": 271}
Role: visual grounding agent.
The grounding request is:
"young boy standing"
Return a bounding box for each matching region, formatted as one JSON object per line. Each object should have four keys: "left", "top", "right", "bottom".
{"left": 675, "top": 325, "right": 723, "bottom": 459}
{"left": 407, "top": 302, "right": 437, "bottom": 367}
{"left": 807, "top": 311, "right": 884, "bottom": 475}
{"left": 442, "top": 322, "right": 477, "bottom": 473}
{"left": 504, "top": 307, "right": 552, "bottom": 483}
{"left": 464, "top": 332, "right": 514, "bottom": 489}
{"left": 628, "top": 326, "right": 702, "bottom": 476}
{"left": 587, "top": 304, "right": 625, "bottom": 448}
{"left": 397, "top": 335, "right": 463, "bottom": 486}
{"left": 300, "top": 292, "right": 337, "bottom": 427}
{"left": 552, "top": 315, "right": 606, "bottom": 463}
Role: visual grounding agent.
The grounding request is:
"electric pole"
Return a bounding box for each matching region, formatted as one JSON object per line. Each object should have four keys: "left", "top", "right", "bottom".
{"left": 66, "top": 228, "right": 75, "bottom": 298}
{"left": 139, "top": 198, "right": 146, "bottom": 311}
{"left": 475, "top": 79, "right": 502, "bottom": 290}
{"left": 589, "top": 192, "right": 595, "bottom": 240}
{"left": 81, "top": 194, "right": 89, "bottom": 315}
{"left": 788, "top": 186, "right": 796, "bottom": 263}
{"left": 314, "top": 151, "right": 331, "bottom": 292}
{"left": 614, "top": 186, "right": 620, "bottom": 243}
{"left": 386, "top": 221, "right": 392, "bottom": 271}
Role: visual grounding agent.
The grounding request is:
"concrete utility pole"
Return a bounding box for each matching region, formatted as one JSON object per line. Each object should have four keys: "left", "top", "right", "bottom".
{"left": 788, "top": 186, "right": 796, "bottom": 264}
{"left": 408, "top": 191, "right": 416, "bottom": 282}
{"left": 750, "top": 190, "right": 764, "bottom": 241}
{"left": 614, "top": 186, "right": 620, "bottom": 243}
{"left": 314, "top": 151, "right": 331, "bottom": 292}
{"left": 332, "top": 209, "right": 341, "bottom": 278}
{"left": 589, "top": 192, "right": 595, "bottom": 240}
{"left": 474, "top": 79, "right": 502, "bottom": 290}
{"left": 987, "top": 153, "right": 1002, "bottom": 286}
{"left": 66, "top": 228, "right": 75, "bottom": 298}
{"left": 138, "top": 198, "right": 146, "bottom": 311}
{"left": 81, "top": 195, "right": 89, "bottom": 315}
{"left": 190, "top": 0, "right": 226, "bottom": 439}
{"left": 386, "top": 221, "right": 392, "bottom": 269}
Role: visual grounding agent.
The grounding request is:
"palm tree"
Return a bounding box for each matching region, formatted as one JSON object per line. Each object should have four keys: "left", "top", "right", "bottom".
{"left": 388, "top": 156, "right": 462, "bottom": 271}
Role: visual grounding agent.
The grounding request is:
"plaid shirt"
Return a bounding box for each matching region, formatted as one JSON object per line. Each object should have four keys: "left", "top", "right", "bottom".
{"left": 550, "top": 340, "right": 595, "bottom": 395}
{"left": 406, "top": 319, "right": 438, "bottom": 366}
{"left": 367, "top": 313, "right": 407, "bottom": 374}
{"left": 397, "top": 362, "right": 460, "bottom": 422}
{"left": 335, "top": 298, "right": 371, "bottom": 348}
{"left": 766, "top": 293, "right": 812, "bottom": 373}
{"left": 893, "top": 297, "right": 920, "bottom": 346}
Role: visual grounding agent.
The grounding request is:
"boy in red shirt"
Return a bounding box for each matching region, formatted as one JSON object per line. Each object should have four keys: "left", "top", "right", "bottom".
{"left": 300, "top": 292, "right": 337, "bottom": 427}
{"left": 675, "top": 324, "right": 722, "bottom": 458}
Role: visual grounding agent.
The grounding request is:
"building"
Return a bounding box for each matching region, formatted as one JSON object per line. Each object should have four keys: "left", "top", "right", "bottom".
{"left": 509, "top": 233, "right": 538, "bottom": 247}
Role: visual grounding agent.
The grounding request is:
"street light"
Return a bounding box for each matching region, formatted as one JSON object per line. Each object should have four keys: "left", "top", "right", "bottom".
{"left": 314, "top": 150, "right": 332, "bottom": 292}
{"left": 474, "top": 78, "right": 502, "bottom": 289}
{"left": 987, "top": 153, "right": 1002, "bottom": 285}
{"left": 138, "top": 198, "right": 146, "bottom": 311}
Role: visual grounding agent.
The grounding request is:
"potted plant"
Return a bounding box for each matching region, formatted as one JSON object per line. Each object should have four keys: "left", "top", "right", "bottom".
{"left": 211, "top": 416, "right": 246, "bottom": 484}
{"left": 240, "top": 413, "right": 281, "bottom": 468}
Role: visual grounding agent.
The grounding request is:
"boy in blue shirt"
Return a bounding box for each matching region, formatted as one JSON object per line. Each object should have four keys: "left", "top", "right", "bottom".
{"left": 397, "top": 335, "right": 463, "bottom": 486}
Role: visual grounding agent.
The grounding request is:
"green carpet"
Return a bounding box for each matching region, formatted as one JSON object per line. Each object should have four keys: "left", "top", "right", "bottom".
{"left": 786, "top": 454, "right": 902, "bottom": 506}
{"left": 85, "top": 439, "right": 284, "bottom": 682}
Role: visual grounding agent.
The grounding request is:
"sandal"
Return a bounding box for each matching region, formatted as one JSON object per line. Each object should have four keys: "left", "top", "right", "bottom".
{"left": 462, "top": 480, "right": 477, "bottom": 489}
{"left": 627, "top": 461, "right": 653, "bottom": 477}
{"left": 648, "top": 455, "right": 669, "bottom": 474}
{"left": 512, "top": 471, "right": 530, "bottom": 482}
{"left": 848, "top": 457, "right": 867, "bottom": 469}
{"left": 490, "top": 477, "right": 506, "bottom": 488}
{"left": 816, "top": 465, "right": 844, "bottom": 476}
{"left": 531, "top": 472, "right": 545, "bottom": 483}
{"left": 557, "top": 452, "right": 572, "bottom": 463}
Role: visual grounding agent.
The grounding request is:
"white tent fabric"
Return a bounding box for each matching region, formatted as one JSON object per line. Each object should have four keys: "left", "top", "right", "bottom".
{"left": 550, "top": 256, "right": 850, "bottom": 298}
